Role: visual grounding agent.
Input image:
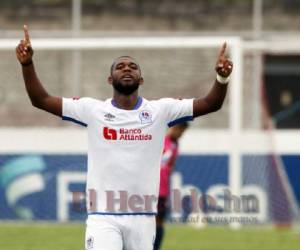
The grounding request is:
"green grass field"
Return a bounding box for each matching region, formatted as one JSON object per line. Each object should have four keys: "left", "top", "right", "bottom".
{"left": 0, "top": 222, "right": 299, "bottom": 250}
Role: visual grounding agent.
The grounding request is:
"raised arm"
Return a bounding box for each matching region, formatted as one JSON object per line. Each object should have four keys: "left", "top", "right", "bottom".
{"left": 16, "top": 25, "right": 62, "bottom": 117}
{"left": 193, "top": 42, "right": 233, "bottom": 118}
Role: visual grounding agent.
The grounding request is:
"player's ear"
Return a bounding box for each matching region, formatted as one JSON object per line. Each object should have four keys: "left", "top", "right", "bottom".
{"left": 108, "top": 76, "right": 113, "bottom": 85}
{"left": 139, "top": 77, "right": 144, "bottom": 85}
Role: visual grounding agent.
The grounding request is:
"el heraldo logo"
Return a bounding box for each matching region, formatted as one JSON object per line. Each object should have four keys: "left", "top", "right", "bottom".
{"left": 103, "top": 127, "right": 152, "bottom": 141}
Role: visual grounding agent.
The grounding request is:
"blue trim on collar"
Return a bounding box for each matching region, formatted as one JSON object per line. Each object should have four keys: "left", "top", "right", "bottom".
{"left": 133, "top": 96, "right": 143, "bottom": 109}
{"left": 111, "top": 96, "right": 143, "bottom": 110}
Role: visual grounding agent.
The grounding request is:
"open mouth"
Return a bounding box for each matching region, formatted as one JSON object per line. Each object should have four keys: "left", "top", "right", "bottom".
{"left": 122, "top": 74, "right": 133, "bottom": 80}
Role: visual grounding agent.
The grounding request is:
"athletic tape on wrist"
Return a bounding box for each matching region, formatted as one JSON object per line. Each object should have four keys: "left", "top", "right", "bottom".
{"left": 216, "top": 74, "right": 230, "bottom": 84}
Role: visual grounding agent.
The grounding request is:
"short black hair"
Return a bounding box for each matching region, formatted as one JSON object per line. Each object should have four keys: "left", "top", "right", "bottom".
{"left": 110, "top": 56, "right": 140, "bottom": 75}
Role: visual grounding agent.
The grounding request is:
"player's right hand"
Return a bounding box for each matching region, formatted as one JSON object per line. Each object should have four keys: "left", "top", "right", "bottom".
{"left": 16, "top": 25, "right": 34, "bottom": 65}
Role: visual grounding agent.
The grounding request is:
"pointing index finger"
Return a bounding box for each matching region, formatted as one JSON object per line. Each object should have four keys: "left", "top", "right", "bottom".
{"left": 23, "top": 25, "right": 30, "bottom": 43}
{"left": 219, "top": 42, "right": 227, "bottom": 58}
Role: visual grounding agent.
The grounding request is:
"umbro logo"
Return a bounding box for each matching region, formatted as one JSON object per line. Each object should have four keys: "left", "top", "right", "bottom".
{"left": 104, "top": 113, "right": 116, "bottom": 121}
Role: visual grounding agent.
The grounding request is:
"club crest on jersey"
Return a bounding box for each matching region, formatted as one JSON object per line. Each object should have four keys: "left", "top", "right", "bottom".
{"left": 139, "top": 110, "right": 152, "bottom": 124}
{"left": 104, "top": 112, "right": 116, "bottom": 121}
{"left": 86, "top": 236, "right": 94, "bottom": 249}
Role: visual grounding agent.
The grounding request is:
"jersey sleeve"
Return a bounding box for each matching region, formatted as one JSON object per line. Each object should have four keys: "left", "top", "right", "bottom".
{"left": 159, "top": 98, "right": 194, "bottom": 127}
{"left": 62, "top": 97, "right": 95, "bottom": 127}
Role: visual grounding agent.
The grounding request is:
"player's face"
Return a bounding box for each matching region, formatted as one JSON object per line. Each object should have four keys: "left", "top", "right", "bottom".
{"left": 108, "top": 57, "right": 144, "bottom": 95}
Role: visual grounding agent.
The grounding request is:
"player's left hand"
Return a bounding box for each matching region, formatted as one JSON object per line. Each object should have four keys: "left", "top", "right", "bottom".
{"left": 215, "top": 42, "right": 233, "bottom": 77}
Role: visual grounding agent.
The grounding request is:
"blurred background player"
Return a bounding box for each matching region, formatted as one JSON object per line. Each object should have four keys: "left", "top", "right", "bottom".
{"left": 154, "top": 122, "right": 189, "bottom": 250}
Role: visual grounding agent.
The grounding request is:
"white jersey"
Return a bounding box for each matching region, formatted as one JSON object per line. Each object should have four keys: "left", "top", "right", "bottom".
{"left": 62, "top": 96, "right": 193, "bottom": 215}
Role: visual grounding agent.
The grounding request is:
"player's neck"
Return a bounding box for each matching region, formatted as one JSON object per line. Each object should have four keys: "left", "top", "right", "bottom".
{"left": 112, "top": 92, "right": 140, "bottom": 110}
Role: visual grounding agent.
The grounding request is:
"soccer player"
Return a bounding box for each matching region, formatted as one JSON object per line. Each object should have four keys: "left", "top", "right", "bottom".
{"left": 16, "top": 25, "right": 233, "bottom": 250}
{"left": 154, "top": 122, "right": 189, "bottom": 250}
